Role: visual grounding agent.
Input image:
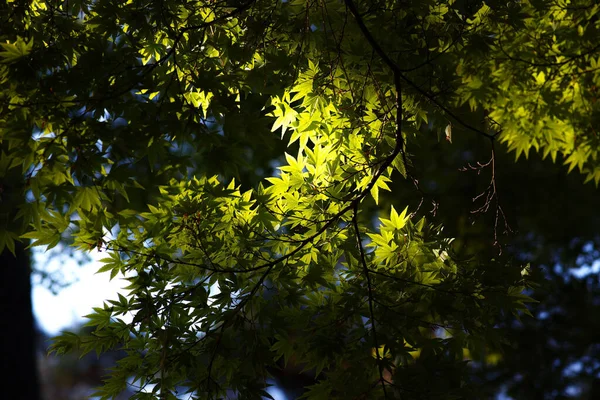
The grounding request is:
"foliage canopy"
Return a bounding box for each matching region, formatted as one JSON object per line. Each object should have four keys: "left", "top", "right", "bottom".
{"left": 2, "top": 0, "right": 599, "bottom": 398}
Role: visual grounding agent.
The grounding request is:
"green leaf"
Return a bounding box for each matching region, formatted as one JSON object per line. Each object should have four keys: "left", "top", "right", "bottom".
{"left": 0, "top": 37, "right": 33, "bottom": 63}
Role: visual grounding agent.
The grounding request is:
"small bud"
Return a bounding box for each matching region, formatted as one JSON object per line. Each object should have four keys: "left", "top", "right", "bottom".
{"left": 445, "top": 124, "right": 452, "bottom": 143}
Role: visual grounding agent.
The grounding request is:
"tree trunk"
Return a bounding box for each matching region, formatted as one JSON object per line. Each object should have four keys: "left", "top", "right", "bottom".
{"left": 0, "top": 242, "right": 41, "bottom": 400}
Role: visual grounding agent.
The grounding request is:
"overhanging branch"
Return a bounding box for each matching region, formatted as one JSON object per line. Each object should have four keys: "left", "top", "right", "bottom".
{"left": 343, "top": 0, "right": 496, "bottom": 141}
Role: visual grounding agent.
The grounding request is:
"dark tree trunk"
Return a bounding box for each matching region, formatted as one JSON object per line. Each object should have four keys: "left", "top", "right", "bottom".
{"left": 0, "top": 243, "right": 41, "bottom": 400}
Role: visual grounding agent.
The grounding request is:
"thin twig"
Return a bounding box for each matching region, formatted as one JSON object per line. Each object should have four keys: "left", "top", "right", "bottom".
{"left": 352, "top": 203, "right": 388, "bottom": 398}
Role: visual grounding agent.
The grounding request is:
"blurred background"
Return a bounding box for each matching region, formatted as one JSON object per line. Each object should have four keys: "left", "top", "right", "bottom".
{"left": 33, "top": 248, "right": 136, "bottom": 400}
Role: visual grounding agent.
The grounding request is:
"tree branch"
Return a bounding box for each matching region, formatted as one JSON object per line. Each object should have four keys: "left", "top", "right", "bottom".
{"left": 343, "top": 0, "right": 496, "bottom": 140}
{"left": 352, "top": 203, "right": 388, "bottom": 398}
